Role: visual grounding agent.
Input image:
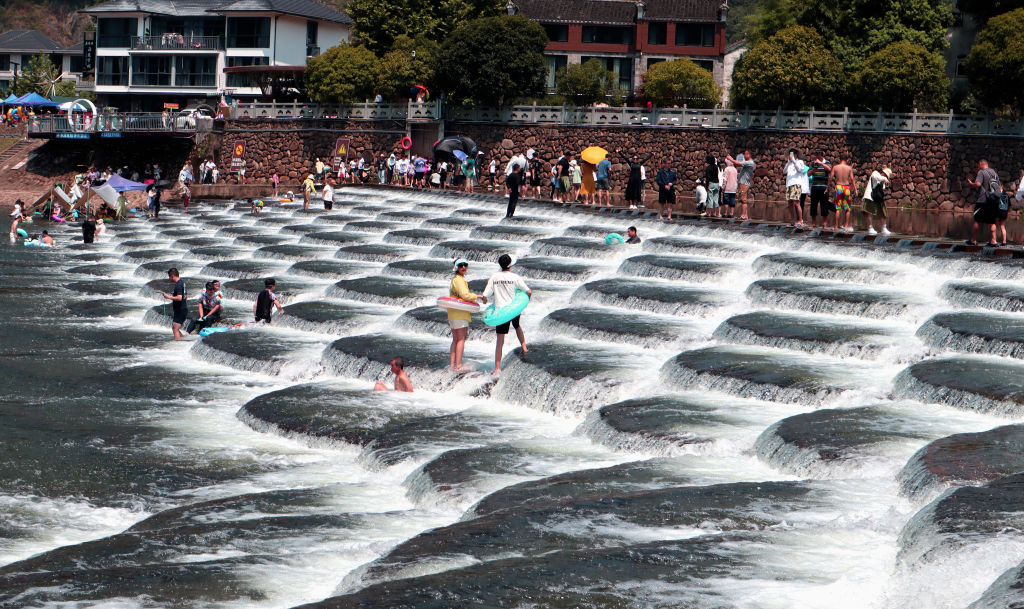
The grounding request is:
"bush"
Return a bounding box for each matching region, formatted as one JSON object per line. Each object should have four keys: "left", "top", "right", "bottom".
{"left": 641, "top": 58, "right": 721, "bottom": 108}
{"left": 555, "top": 59, "right": 624, "bottom": 106}
{"left": 854, "top": 42, "right": 948, "bottom": 112}
{"left": 305, "top": 43, "right": 380, "bottom": 103}
{"left": 729, "top": 26, "right": 845, "bottom": 110}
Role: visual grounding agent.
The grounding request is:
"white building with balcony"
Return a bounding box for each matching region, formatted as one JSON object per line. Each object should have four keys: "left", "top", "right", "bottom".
{"left": 0, "top": 30, "right": 85, "bottom": 94}
{"left": 79, "top": 0, "right": 351, "bottom": 111}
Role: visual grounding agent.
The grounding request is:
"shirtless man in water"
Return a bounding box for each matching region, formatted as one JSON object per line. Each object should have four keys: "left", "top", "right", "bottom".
{"left": 830, "top": 157, "right": 857, "bottom": 232}
{"left": 374, "top": 357, "right": 414, "bottom": 392}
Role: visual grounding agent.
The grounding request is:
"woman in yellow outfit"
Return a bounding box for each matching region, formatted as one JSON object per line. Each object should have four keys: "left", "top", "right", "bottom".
{"left": 449, "top": 258, "right": 486, "bottom": 371}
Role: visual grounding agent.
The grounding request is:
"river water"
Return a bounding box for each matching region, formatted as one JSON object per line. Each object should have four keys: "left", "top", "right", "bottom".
{"left": 2, "top": 188, "right": 1024, "bottom": 608}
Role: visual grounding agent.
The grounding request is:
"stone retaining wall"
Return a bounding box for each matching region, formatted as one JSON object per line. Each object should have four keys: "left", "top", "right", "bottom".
{"left": 208, "top": 119, "right": 1024, "bottom": 210}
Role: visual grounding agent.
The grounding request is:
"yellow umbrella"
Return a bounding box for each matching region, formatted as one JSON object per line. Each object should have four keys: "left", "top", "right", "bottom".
{"left": 580, "top": 146, "right": 608, "bottom": 165}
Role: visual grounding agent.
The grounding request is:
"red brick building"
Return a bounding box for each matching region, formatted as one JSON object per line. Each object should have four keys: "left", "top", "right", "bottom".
{"left": 509, "top": 0, "right": 729, "bottom": 95}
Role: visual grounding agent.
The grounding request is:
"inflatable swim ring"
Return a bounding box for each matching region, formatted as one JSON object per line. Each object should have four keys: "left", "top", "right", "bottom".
{"left": 437, "top": 296, "right": 480, "bottom": 313}
{"left": 483, "top": 291, "right": 529, "bottom": 327}
{"left": 401, "top": 136, "right": 412, "bottom": 150}
{"left": 199, "top": 327, "right": 231, "bottom": 337}
{"left": 16, "top": 228, "right": 27, "bottom": 238}
{"left": 606, "top": 233, "right": 625, "bottom": 245}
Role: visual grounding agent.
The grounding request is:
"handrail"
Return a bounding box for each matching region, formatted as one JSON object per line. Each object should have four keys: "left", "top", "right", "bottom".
{"left": 28, "top": 111, "right": 200, "bottom": 135}
{"left": 27, "top": 101, "right": 1024, "bottom": 138}
{"left": 130, "top": 35, "right": 224, "bottom": 51}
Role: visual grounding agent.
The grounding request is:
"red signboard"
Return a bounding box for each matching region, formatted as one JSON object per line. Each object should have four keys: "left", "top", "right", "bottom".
{"left": 229, "top": 140, "right": 246, "bottom": 172}
{"left": 331, "top": 138, "right": 351, "bottom": 172}
{"left": 163, "top": 102, "right": 179, "bottom": 109}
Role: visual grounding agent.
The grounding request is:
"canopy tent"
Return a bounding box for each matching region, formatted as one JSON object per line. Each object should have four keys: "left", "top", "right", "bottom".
{"left": 90, "top": 184, "right": 120, "bottom": 206}
{"left": 1, "top": 93, "right": 19, "bottom": 105}
{"left": 16, "top": 93, "right": 58, "bottom": 107}
{"left": 59, "top": 100, "right": 87, "bottom": 112}
{"left": 104, "top": 174, "right": 148, "bottom": 192}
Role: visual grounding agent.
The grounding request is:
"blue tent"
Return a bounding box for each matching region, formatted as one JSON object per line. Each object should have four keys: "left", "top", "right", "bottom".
{"left": 1, "top": 93, "right": 21, "bottom": 105}
{"left": 17, "top": 92, "right": 58, "bottom": 107}
{"left": 104, "top": 174, "right": 148, "bottom": 192}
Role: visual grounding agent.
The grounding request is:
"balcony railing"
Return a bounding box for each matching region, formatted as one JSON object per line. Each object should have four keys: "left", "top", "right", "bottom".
{"left": 26, "top": 112, "right": 209, "bottom": 136}
{"left": 131, "top": 35, "right": 224, "bottom": 51}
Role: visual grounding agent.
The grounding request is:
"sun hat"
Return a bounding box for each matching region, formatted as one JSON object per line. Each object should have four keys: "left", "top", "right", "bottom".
{"left": 453, "top": 258, "right": 470, "bottom": 271}
{"left": 882, "top": 168, "right": 892, "bottom": 178}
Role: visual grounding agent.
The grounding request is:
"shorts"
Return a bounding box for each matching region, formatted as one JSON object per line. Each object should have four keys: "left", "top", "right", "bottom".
{"left": 834, "top": 185, "right": 852, "bottom": 211}
{"left": 862, "top": 197, "right": 887, "bottom": 219}
{"left": 495, "top": 314, "right": 521, "bottom": 335}
{"left": 787, "top": 184, "right": 802, "bottom": 200}
{"left": 596, "top": 178, "right": 610, "bottom": 190}
{"left": 737, "top": 184, "right": 750, "bottom": 203}
{"left": 707, "top": 184, "right": 720, "bottom": 209}
{"left": 324, "top": 199, "right": 333, "bottom": 210}
{"left": 415, "top": 172, "right": 424, "bottom": 181}
{"left": 172, "top": 309, "right": 188, "bottom": 324}
{"left": 449, "top": 318, "right": 469, "bottom": 330}
{"left": 560, "top": 176, "right": 572, "bottom": 192}
{"left": 810, "top": 189, "right": 833, "bottom": 216}
{"left": 723, "top": 192, "right": 736, "bottom": 207}
{"left": 658, "top": 188, "right": 676, "bottom": 205}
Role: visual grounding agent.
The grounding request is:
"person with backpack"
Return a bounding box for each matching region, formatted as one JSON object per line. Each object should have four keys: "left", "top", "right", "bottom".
{"left": 967, "top": 159, "right": 1002, "bottom": 246}
{"left": 862, "top": 167, "right": 892, "bottom": 236}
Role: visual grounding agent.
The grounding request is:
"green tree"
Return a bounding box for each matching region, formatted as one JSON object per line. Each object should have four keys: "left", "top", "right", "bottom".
{"left": 347, "top": 0, "right": 505, "bottom": 56}
{"left": 433, "top": 15, "right": 547, "bottom": 105}
{"left": 377, "top": 36, "right": 438, "bottom": 99}
{"left": 742, "top": 0, "right": 953, "bottom": 70}
{"left": 964, "top": 8, "right": 1024, "bottom": 113}
{"left": 13, "top": 52, "right": 49, "bottom": 96}
{"left": 730, "top": 26, "right": 845, "bottom": 110}
{"left": 555, "top": 59, "right": 623, "bottom": 106}
{"left": 305, "top": 43, "right": 380, "bottom": 103}
{"left": 853, "top": 42, "right": 948, "bottom": 112}
{"left": 642, "top": 59, "right": 722, "bottom": 108}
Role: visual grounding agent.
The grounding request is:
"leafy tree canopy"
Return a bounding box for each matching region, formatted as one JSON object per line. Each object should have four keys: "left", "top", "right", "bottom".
{"left": 642, "top": 59, "right": 721, "bottom": 108}
{"left": 964, "top": 8, "right": 1024, "bottom": 113}
{"left": 555, "top": 59, "right": 624, "bottom": 106}
{"left": 347, "top": 0, "right": 505, "bottom": 56}
{"left": 730, "top": 26, "right": 845, "bottom": 110}
{"left": 854, "top": 41, "right": 948, "bottom": 112}
{"left": 305, "top": 42, "right": 380, "bottom": 103}
{"left": 377, "top": 35, "right": 438, "bottom": 99}
{"left": 432, "top": 15, "right": 548, "bottom": 106}
{"left": 743, "top": 0, "right": 953, "bottom": 70}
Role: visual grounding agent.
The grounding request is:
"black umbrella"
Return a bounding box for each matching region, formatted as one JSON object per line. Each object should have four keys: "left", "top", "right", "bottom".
{"left": 432, "top": 135, "right": 479, "bottom": 161}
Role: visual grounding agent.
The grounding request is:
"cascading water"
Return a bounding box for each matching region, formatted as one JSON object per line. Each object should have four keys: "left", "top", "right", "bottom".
{"left": 5, "top": 185, "right": 1024, "bottom": 609}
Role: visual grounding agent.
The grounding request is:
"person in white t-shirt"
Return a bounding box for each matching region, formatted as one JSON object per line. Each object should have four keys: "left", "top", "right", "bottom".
{"left": 322, "top": 178, "right": 335, "bottom": 210}
{"left": 482, "top": 253, "right": 532, "bottom": 376}
{"left": 695, "top": 179, "right": 708, "bottom": 215}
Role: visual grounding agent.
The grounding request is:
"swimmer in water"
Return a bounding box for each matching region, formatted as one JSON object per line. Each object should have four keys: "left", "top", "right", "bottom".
{"left": 41, "top": 230, "right": 53, "bottom": 246}
{"left": 374, "top": 356, "right": 414, "bottom": 392}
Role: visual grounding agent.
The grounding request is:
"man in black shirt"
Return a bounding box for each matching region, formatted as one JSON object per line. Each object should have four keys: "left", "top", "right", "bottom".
{"left": 557, "top": 153, "right": 571, "bottom": 203}
{"left": 254, "top": 277, "right": 283, "bottom": 323}
{"left": 505, "top": 166, "right": 522, "bottom": 218}
{"left": 162, "top": 267, "right": 187, "bottom": 340}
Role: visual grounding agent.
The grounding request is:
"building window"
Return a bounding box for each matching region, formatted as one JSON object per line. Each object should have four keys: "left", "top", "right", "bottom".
{"left": 151, "top": 18, "right": 225, "bottom": 38}
{"left": 21, "top": 55, "right": 35, "bottom": 70}
{"left": 131, "top": 55, "right": 171, "bottom": 86}
{"left": 647, "top": 23, "right": 667, "bottom": 45}
{"left": 227, "top": 17, "right": 270, "bottom": 48}
{"left": 545, "top": 54, "right": 568, "bottom": 88}
{"left": 226, "top": 56, "right": 269, "bottom": 87}
{"left": 70, "top": 55, "right": 84, "bottom": 73}
{"left": 580, "top": 56, "right": 634, "bottom": 91}
{"left": 956, "top": 60, "right": 968, "bottom": 78}
{"left": 647, "top": 57, "right": 665, "bottom": 69}
{"left": 675, "top": 23, "right": 715, "bottom": 47}
{"left": 582, "top": 26, "right": 633, "bottom": 45}
{"left": 0, "top": 55, "right": 8, "bottom": 71}
{"left": 176, "top": 55, "right": 217, "bottom": 87}
{"left": 97, "top": 56, "right": 129, "bottom": 85}
{"left": 953, "top": 11, "right": 964, "bottom": 27}
{"left": 544, "top": 24, "right": 568, "bottom": 42}
{"left": 97, "top": 18, "right": 138, "bottom": 47}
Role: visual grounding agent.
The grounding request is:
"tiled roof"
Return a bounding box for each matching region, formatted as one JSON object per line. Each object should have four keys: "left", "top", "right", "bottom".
{"left": 211, "top": 0, "right": 351, "bottom": 24}
{"left": 513, "top": 0, "right": 721, "bottom": 24}
{"left": 82, "top": 0, "right": 351, "bottom": 22}
{"left": 64, "top": 41, "right": 85, "bottom": 52}
{"left": 644, "top": 0, "right": 720, "bottom": 22}
{"left": 0, "top": 29, "right": 63, "bottom": 52}
{"left": 514, "top": 0, "right": 636, "bottom": 25}
{"left": 725, "top": 37, "right": 745, "bottom": 54}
